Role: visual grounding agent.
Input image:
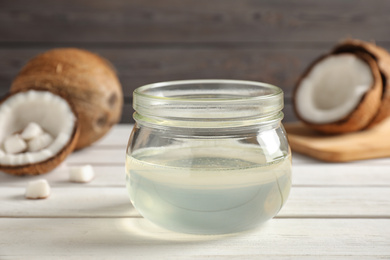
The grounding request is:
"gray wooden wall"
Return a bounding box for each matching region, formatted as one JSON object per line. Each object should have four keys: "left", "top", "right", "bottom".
{"left": 1, "top": 0, "right": 390, "bottom": 123}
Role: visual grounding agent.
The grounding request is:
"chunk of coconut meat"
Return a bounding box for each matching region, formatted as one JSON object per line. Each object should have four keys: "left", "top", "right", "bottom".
{"left": 295, "top": 54, "right": 374, "bottom": 124}
{"left": 4, "top": 134, "right": 27, "bottom": 154}
{"left": 28, "top": 133, "right": 54, "bottom": 152}
{"left": 25, "top": 179, "right": 51, "bottom": 199}
{"left": 21, "top": 122, "right": 44, "bottom": 140}
{"left": 0, "top": 90, "right": 76, "bottom": 166}
{"left": 69, "top": 165, "right": 95, "bottom": 183}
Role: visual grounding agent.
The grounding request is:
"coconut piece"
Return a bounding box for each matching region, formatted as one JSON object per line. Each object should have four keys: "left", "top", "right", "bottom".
{"left": 21, "top": 122, "right": 44, "bottom": 140}
{"left": 293, "top": 52, "right": 382, "bottom": 134}
{"left": 69, "top": 165, "right": 95, "bottom": 183}
{"left": 0, "top": 89, "right": 79, "bottom": 176}
{"left": 25, "top": 179, "right": 50, "bottom": 199}
{"left": 332, "top": 39, "right": 390, "bottom": 128}
{"left": 10, "top": 48, "right": 123, "bottom": 150}
{"left": 27, "top": 132, "right": 54, "bottom": 152}
{"left": 4, "top": 134, "right": 27, "bottom": 154}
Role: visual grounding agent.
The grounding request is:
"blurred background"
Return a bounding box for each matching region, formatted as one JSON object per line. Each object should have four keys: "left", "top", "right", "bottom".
{"left": 0, "top": 0, "right": 389, "bottom": 123}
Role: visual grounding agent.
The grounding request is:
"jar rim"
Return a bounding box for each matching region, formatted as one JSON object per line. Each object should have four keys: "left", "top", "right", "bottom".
{"left": 133, "top": 79, "right": 284, "bottom": 122}
{"left": 135, "top": 79, "right": 282, "bottom": 102}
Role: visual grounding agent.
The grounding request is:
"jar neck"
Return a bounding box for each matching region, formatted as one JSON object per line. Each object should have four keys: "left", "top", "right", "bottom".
{"left": 133, "top": 111, "right": 284, "bottom": 131}
{"left": 132, "top": 79, "right": 285, "bottom": 132}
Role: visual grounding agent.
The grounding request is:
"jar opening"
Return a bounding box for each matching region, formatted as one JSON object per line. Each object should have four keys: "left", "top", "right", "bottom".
{"left": 133, "top": 80, "right": 284, "bottom": 126}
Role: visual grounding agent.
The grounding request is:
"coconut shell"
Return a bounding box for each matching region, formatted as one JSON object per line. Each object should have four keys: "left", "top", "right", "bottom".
{"left": 0, "top": 89, "right": 80, "bottom": 176}
{"left": 10, "top": 48, "right": 123, "bottom": 150}
{"left": 293, "top": 52, "right": 383, "bottom": 134}
{"left": 332, "top": 39, "right": 390, "bottom": 128}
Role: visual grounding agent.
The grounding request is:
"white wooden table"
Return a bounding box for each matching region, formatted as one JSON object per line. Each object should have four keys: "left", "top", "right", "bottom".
{"left": 1, "top": 124, "right": 390, "bottom": 259}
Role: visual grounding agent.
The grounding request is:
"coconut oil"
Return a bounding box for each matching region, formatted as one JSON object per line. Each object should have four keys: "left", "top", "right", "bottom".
{"left": 126, "top": 145, "right": 291, "bottom": 234}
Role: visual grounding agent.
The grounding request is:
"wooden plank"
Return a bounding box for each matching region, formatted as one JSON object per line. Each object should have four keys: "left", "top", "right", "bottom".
{"left": 1, "top": 218, "right": 389, "bottom": 258}
{"left": 0, "top": 47, "right": 332, "bottom": 100}
{"left": 2, "top": 163, "right": 390, "bottom": 188}
{"left": 1, "top": 186, "right": 390, "bottom": 218}
{"left": 0, "top": 0, "right": 389, "bottom": 43}
{"left": 94, "top": 124, "right": 133, "bottom": 147}
{"left": 120, "top": 103, "right": 134, "bottom": 124}
{"left": 0, "top": 256, "right": 381, "bottom": 260}
{"left": 292, "top": 165, "right": 390, "bottom": 187}
{"left": 282, "top": 103, "right": 297, "bottom": 123}
{"left": 0, "top": 187, "right": 137, "bottom": 218}
{"left": 66, "top": 147, "right": 125, "bottom": 165}
{"left": 279, "top": 187, "right": 390, "bottom": 217}
{"left": 66, "top": 145, "right": 316, "bottom": 165}
{"left": 68, "top": 146, "right": 390, "bottom": 166}
{"left": 291, "top": 153, "right": 329, "bottom": 164}
{"left": 0, "top": 165, "right": 126, "bottom": 187}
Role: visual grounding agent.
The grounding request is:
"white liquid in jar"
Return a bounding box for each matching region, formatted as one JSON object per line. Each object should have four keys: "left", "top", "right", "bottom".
{"left": 126, "top": 145, "right": 291, "bottom": 234}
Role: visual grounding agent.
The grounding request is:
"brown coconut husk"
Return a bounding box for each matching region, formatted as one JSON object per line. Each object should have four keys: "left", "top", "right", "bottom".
{"left": 332, "top": 39, "right": 390, "bottom": 128}
{"left": 293, "top": 52, "right": 383, "bottom": 134}
{"left": 10, "top": 48, "right": 123, "bottom": 150}
{"left": 0, "top": 89, "right": 80, "bottom": 176}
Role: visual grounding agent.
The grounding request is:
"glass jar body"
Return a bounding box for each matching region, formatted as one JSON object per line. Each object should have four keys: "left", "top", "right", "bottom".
{"left": 126, "top": 122, "right": 292, "bottom": 234}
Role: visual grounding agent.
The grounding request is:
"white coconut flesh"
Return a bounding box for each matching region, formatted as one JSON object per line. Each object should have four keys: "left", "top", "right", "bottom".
{"left": 295, "top": 54, "right": 374, "bottom": 124}
{"left": 0, "top": 90, "right": 76, "bottom": 166}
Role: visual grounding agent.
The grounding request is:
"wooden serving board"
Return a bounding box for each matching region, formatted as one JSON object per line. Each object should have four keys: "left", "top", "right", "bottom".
{"left": 284, "top": 119, "right": 390, "bottom": 162}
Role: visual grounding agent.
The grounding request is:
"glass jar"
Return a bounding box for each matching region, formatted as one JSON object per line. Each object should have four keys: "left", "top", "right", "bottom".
{"left": 126, "top": 79, "right": 292, "bottom": 234}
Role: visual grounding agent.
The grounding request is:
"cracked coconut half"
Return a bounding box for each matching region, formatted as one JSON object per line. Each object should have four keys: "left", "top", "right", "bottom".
{"left": 0, "top": 89, "right": 79, "bottom": 175}
{"left": 293, "top": 51, "right": 383, "bottom": 134}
